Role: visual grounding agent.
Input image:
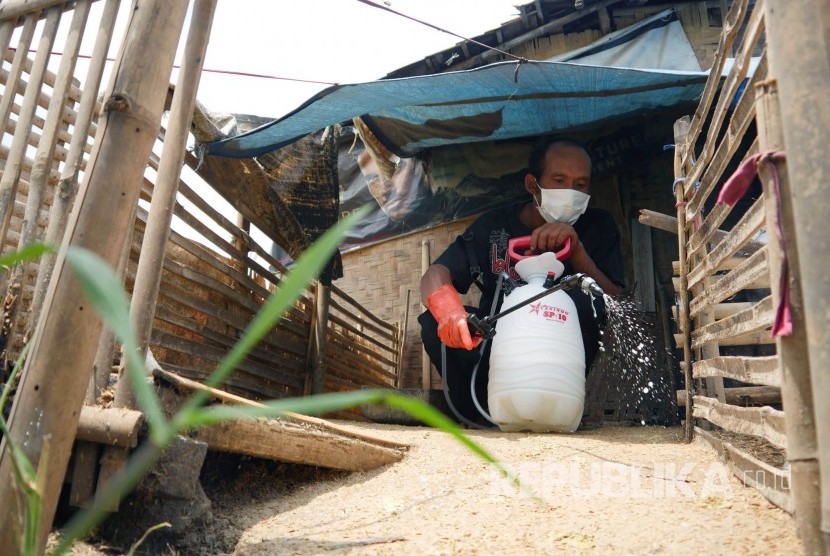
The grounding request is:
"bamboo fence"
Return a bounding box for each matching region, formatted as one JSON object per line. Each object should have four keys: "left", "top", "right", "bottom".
{"left": 669, "top": 0, "right": 827, "bottom": 552}
{"left": 0, "top": 0, "right": 402, "bottom": 549}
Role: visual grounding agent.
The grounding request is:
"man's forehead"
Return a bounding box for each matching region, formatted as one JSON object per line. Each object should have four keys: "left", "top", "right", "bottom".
{"left": 544, "top": 146, "right": 592, "bottom": 174}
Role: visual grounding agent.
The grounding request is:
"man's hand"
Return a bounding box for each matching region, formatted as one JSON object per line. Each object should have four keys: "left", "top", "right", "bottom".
{"left": 528, "top": 221, "right": 622, "bottom": 296}
{"left": 530, "top": 222, "right": 580, "bottom": 254}
{"left": 426, "top": 284, "right": 482, "bottom": 350}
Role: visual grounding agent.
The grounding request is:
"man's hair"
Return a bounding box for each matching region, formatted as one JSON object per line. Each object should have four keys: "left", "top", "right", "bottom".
{"left": 527, "top": 137, "right": 592, "bottom": 179}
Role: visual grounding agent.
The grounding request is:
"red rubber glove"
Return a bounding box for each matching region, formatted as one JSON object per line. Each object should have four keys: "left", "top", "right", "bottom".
{"left": 427, "top": 285, "right": 482, "bottom": 350}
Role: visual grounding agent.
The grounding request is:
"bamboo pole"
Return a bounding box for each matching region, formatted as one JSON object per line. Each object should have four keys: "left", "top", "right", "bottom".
{"left": 0, "top": 0, "right": 76, "bottom": 22}
{"left": 395, "top": 288, "right": 411, "bottom": 389}
{"left": 0, "top": 2, "right": 189, "bottom": 551}
{"left": 0, "top": 20, "right": 15, "bottom": 62}
{"left": 0, "top": 14, "right": 37, "bottom": 149}
{"left": 677, "top": 386, "right": 780, "bottom": 408}
{"left": 88, "top": 228, "right": 135, "bottom": 404}
{"left": 10, "top": 1, "right": 91, "bottom": 307}
{"left": 754, "top": 77, "right": 822, "bottom": 553}
{"left": 673, "top": 117, "right": 694, "bottom": 442}
{"left": 76, "top": 406, "right": 145, "bottom": 448}
{"left": 0, "top": 8, "right": 60, "bottom": 258}
{"left": 233, "top": 213, "right": 250, "bottom": 275}
{"left": 30, "top": 0, "right": 121, "bottom": 325}
{"left": 764, "top": 1, "right": 830, "bottom": 551}
{"left": 640, "top": 208, "right": 765, "bottom": 255}
{"left": 421, "top": 239, "right": 432, "bottom": 390}
{"left": 309, "top": 282, "right": 331, "bottom": 394}
{"left": 114, "top": 0, "right": 217, "bottom": 410}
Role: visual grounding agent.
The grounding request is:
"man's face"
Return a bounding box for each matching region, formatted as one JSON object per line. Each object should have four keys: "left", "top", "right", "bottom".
{"left": 526, "top": 144, "right": 592, "bottom": 196}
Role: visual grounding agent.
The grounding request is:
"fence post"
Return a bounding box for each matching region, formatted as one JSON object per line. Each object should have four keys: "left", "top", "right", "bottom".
{"left": 0, "top": 2, "right": 189, "bottom": 551}
{"left": 395, "top": 289, "right": 411, "bottom": 389}
{"left": 755, "top": 75, "right": 823, "bottom": 556}
{"left": 672, "top": 116, "right": 694, "bottom": 442}
{"left": 764, "top": 0, "right": 830, "bottom": 551}
{"left": 113, "top": 0, "right": 217, "bottom": 410}
{"left": 309, "top": 282, "right": 331, "bottom": 394}
{"left": 420, "top": 240, "right": 432, "bottom": 390}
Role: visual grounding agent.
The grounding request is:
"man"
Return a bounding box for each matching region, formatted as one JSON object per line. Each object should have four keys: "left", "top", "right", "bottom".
{"left": 418, "top": 138, "right": 625, "bottom": 426}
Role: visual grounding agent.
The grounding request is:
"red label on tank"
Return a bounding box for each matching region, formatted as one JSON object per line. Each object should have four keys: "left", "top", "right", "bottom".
{"left": 528, "top": 302, "right": 569, "bottom": 323}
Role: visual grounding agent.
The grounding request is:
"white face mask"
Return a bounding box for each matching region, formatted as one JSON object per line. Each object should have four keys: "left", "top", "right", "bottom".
{"left": 534, "top": 185, "right": 590, "bottom": 225}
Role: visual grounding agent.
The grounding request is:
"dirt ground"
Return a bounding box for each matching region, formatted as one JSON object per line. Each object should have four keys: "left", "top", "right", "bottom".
{"left": 141, "top": 422, "right": 801, "bottom": 556}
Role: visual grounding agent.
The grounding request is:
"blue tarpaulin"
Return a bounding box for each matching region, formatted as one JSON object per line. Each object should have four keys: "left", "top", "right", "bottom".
{"left": 205, "top": 60, "right": 707, "bottom": 159}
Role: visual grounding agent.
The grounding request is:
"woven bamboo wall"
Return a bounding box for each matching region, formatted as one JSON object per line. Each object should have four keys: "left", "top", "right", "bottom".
{"left": 339, "top": 216, "right": 479, "bottom": 388}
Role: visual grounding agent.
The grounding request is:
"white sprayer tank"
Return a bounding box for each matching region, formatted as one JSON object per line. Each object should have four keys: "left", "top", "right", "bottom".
{"left": 488, "top": 252, "right": 585, "bottom": 433}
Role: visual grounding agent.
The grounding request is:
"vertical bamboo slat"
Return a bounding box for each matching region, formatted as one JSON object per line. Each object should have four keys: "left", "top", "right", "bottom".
{"left": 31, "top": 0, "right": 121, "bottom": 324}
{"left": 0, "top": 8, "right": 61, "bottom": 251}
{"left": 310, "top": 283, "right": 331, "bottom": 394}
{"left": 10, "top": 2, "right": 91, "bottom": 297}
{"left": 673, "top": 116, "right": 694, "bottom": 442}
{"left": 0, "top": 14, "right": 37, "bottom": 148}
{"left": 395, "top": 289, "right": 411, "bottom": 388}
{"left": 0, "top": 1, "right": 189, "bottom": 551}
{"left": 0, "top": 21, "right": 15, "bottom": 62}
{"left": 755, "top": 77, "right": 824, "bottom": 555}
{"left": 764, "top": 0, "right": 830, "bottom": 550}
{"left": 420, "top": 239, "right": 431, "bottom": 389}
{"left": 114, "top": 0, "right": 217, "bottom": 410}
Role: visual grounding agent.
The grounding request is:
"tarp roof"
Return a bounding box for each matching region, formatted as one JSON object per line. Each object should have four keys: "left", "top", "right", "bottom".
{"left": 206, "top": 61, "right": 707, "bottom": 159}
{"left": 549, "top": 9, "right": 701, "bottom": 71}
{"left": 205, "top": 8, "right": 710, "bottom": 160}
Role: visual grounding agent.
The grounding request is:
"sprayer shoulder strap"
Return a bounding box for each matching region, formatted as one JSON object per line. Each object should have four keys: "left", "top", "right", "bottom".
{"left": 461, "top": 230, "right": 485, "bottom": 292}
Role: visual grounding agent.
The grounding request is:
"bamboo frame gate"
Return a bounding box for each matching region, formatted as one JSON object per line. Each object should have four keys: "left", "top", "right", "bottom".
{"left": 0, "top": 0, "right": 403, "bottom": 550}
{"left": 670, "top": 0, "right": 828, "bottom": 552}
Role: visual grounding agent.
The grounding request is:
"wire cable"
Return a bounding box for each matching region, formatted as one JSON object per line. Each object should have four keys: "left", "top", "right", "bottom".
{"left": 9, "top": 47, "right": 340, "bottom": 86}
{"left": 354, "top": 0, "right": 527, "bottom": 63}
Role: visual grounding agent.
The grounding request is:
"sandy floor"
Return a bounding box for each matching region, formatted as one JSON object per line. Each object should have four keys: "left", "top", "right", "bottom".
{"left": 214, "top": 423, "right": 799, "bottom": 555}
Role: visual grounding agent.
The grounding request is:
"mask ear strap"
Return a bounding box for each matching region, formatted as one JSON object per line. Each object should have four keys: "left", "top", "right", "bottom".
{"left": 532, "top": 178, "right": 542, "bottom": 206}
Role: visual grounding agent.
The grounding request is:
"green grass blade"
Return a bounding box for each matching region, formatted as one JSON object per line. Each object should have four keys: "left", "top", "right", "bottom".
{"left": 188, "top": 389, "right": 383, "bottom": 426}
{"left": 64, "top": 247, "right": 166, "bottom": 435}
{"left": 189, "top": 389, "right": 515, "bottom": 483}
{"left": 0, "top": 243, "right": 53, "bottom": 271}
{"left": 0, "top": 343, "right": 41, "bottom": 555}
{"left": 0, "top": 342, "right": 38, "bottom": 486}
{"left": 172, "top": 205, "right": 370, "bottom": 428}
{"left": 0, "top": 341, "right": 30, "bottom": 412}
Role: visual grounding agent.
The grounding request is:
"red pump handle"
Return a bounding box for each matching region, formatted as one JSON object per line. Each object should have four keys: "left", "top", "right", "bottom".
{"left": 508, "top": 235, "right": 572, "bottom": 262}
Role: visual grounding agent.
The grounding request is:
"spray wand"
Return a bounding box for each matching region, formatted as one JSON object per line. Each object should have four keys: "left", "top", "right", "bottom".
{"left": 467, "top": 273, "right": 604, "bottom": 340}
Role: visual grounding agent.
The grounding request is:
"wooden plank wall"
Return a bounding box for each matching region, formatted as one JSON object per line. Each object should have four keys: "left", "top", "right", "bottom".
{"left": 671, "top": 0, "right": 799, "bottom": 519}
{"left": 0, "top": 0, "right": 400, "bottom": 406}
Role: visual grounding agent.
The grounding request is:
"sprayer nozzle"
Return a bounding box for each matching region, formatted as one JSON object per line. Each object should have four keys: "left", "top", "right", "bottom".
{"left": 579, "top": 276, "right": 605, "bottom": 297}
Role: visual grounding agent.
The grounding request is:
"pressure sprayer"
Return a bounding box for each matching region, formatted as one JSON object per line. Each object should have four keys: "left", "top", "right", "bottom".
{"left": 465, "top": 236, "right": 605, "bottom": 433}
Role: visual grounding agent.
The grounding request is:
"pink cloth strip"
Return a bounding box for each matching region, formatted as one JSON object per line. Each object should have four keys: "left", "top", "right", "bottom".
{"left": 717, "top": 151, "right": 791, "bottom": 337}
